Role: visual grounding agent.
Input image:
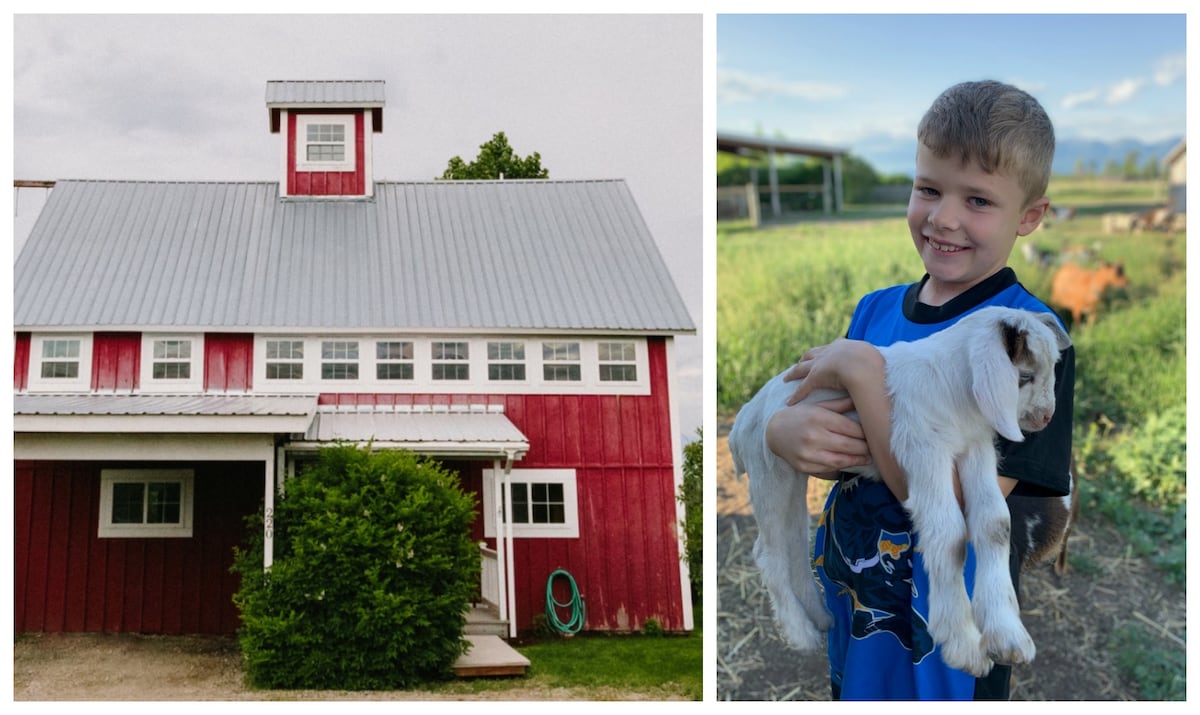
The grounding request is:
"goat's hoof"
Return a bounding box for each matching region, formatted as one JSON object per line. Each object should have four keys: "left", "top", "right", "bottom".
{"left": 940, "top": 639, "right": 994, "bottom": 678}
{"left": 983, "top": 629, "right": 1036, "bottom": 665}
{"left": 777, "top": 618, "right": 826, "bottom": 652}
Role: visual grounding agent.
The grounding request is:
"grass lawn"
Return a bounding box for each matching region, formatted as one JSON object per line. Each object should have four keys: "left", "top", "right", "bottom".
{"left": 426, "top": 617, "right": 704, "bottom": 700}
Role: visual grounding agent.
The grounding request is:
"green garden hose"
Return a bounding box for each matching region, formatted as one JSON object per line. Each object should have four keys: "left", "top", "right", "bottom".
{"left": 545, "top": 569, "right": 585, "bottom": 634}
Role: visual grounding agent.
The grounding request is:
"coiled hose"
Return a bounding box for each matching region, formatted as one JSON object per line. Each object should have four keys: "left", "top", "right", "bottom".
{"left": 545, "top": 568, "right": 585, "bottom": 634}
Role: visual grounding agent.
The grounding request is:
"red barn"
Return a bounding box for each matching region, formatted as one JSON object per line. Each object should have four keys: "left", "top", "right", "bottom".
{"left": 13, "top": 80, "right": 696, "bottom": 638}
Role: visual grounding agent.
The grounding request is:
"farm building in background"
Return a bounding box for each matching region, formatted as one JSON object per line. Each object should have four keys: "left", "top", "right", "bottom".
{"left": 13, "top": 80, "right": 696, "bottom": 639}
{"left": 1164, "top": 140, "right": 1185, "bottom": 214}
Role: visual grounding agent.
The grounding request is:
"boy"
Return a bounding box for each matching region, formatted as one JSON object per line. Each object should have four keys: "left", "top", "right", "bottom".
{"left": 765, "top": 80, "right": 1074, "bottom": 700}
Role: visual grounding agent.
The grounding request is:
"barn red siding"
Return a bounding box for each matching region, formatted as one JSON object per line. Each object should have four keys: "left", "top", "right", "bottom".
{"left": 204, "top": 333, "right": 254, "bottom": 391}
{"left": 286, "top": 110, "right": 367, "bottom": 196}
{"left": 316, "top": 337, "right": 685, "bottom": 632}
{"left": 14, "top": 460, "right": 263, "bottom": 635}
{"left": 91, "top": 332, "right": 140, "bottom": 392}
{"left": 14, "top": 332, "right": 30, "bottom": 391}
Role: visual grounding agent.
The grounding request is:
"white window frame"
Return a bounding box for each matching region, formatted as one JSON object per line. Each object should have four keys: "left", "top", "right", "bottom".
{"left": 27, "top": 334, "right": 93, "bottom": 392}
{"left": 294, "top": 114, "right": 356, "bottom": 172}
{"left": 375, "top": 340, "right": 415, "bottom": 382}
{"left": 320, "top": 340, "right": 360, "bottom": 380}
{"left": 139, "top": 334, "right": 203, "bottom": 392}
{"left": 486, "top": 341, "right": 528, "bottom": 383}
{"left": 482, "top": 468, "right": 579, "bottom": 539}
{"left": 541, "top": 341, "right": 582, "bottom": 383}
{"left": 597, "top": 340, "right": 639, "bottom": 382}
{"left": 262, "top": 337, "right": 306, "bottom": 382}
{"left": 431, "top": 341, "right": 470, "bottom": 381}
{"left": 98, "top": 469, "right": 195, "bottom": 538}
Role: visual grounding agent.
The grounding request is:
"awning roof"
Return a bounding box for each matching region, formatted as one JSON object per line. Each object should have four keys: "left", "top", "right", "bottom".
{"left": 13, "top": 393, "right": 318, "bottom": 433}
{"left": 293, "top": 408, "right": 530, "bottom": 459}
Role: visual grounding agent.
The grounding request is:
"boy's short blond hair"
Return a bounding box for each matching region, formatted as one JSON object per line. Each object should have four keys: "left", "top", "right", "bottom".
{"left": 918, "top": 80, "right": 1055, "bottom": 205}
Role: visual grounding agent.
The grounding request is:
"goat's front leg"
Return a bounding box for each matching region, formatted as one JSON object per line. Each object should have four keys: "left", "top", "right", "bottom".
{"left": 901, "top": 446, "right": 993, "bottom": 677}
{"left": 960, "top": 444, "right": 1036, "bottom": 665}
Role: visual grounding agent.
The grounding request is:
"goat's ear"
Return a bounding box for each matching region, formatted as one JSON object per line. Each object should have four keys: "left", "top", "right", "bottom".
{"left": 1034, "top": 311, "right": 1072, "bottom": 351}
{"left": 972, "top": 319, "right": 1026, "bottom": 442}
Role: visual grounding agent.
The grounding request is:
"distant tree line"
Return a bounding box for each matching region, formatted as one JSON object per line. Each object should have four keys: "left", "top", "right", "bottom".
{"left": 1072, "top": 151, "right": 1162, "bottom": 180}
{"left": 716, "top": 151, "right": 909, "bottom": 210}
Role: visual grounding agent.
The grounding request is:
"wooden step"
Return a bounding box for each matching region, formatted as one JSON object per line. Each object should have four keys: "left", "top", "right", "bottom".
{"left": 464, "top": 603, "right": 508, "bottom": 637}
{"left": 453, "top": 634, "right": 530, "bottom": 677}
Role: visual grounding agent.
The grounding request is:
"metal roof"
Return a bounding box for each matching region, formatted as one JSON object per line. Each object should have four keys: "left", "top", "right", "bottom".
{"left": 14, "top": 393, "right": 318, "bottom": 416}
{"left": 265, "top": 80, "right": 386, "bottom": 106}
{"left": 14, "top": 179, "right": 695, "bottom": 334}
{"left": 302, "top": 410, "right": 530, "bottom": 458}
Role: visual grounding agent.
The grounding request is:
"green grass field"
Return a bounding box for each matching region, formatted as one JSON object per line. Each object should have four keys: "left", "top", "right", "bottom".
{"left": 717, "top": 178, "right": 1185, "bottom": 697}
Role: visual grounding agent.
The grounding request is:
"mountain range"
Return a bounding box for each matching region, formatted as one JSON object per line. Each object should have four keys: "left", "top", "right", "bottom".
{"left": 858, "top": 135, "right": 1184, "bottom": 179}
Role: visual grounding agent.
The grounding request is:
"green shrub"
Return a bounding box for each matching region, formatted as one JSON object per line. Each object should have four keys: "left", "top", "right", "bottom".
{"left": 678, "top": 430, "right": 703, "bottom": 603}
{"left": 231, "top": 446, "right": 479, "bottom": 689}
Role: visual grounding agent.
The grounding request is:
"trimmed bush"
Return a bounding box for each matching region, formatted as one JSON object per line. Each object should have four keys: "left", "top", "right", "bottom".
{"left": 231, "top": 446, "right": 479, "bottom": 689}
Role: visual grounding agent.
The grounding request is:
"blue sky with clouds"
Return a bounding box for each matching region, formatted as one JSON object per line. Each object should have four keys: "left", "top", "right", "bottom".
{"left": 718, "top": 14, "right": 1186, "bottom": 174}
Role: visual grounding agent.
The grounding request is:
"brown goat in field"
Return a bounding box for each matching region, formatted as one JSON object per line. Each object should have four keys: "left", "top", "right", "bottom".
{"left": 1049, "top": 261, "right": 1129, "bottom": 326}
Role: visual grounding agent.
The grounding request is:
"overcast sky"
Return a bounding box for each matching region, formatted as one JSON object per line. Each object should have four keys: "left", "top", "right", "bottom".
{"left": 9, "top": 13, "right": 705, "bottom": 436}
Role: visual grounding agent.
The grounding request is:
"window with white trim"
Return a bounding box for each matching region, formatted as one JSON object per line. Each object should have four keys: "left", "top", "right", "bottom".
{"left": 598, "top": 341, "right": 638, "bottom": 382}
{"left": 28, "top": 334, "right": 92, "bottom": 391}
{"left": 376, "top": 341, "right": 414, "bottom": 380}
{"left": 40, "top": 338, "right": 81, "bottom": 379}
{"left": 321, "top": 340, "right": 359, "bottom": 380}
{"left": 295, "top": 114, "right": 356, "bottom": 172}
{"left": 542, "top": 341, "right": 581, "bottom": 382}
{"left": 487, "top": 341, "right": 526, "bottom": 381}
{"left": 482, "top": 469, "right": 579, "bottom": 539}
{"left": 266, "top": 339, "right": 304, "bottom": 380}
{"left": 99, "top": 469, "right": 194, "bottom": 538}
{"left": 140, "top": 335, "right": 204, "bottom": 392}
{"left": 432, "top": 341, "right": 469, "bottom": 381}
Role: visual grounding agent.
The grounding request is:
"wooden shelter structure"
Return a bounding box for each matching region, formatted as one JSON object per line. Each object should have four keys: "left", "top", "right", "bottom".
{"left": 716, "top": 133, "right": 848, "bottom": 223}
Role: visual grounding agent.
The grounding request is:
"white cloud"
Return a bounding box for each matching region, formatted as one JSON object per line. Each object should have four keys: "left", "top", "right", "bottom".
{"left": 1061, "top": 89, "right": 1101, "bottom": 110}
{"left": 1105, "top": 78, "right": 1145, "bottom": 105}
{"left": 1153, "top": 53, "right": 1186, "bottom": 86}
{"left": 717, "top": 67, "right": 846, "bottom": 104}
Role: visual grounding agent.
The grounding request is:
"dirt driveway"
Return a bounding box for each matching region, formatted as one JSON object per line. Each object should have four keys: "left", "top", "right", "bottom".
{"left": 11, "top": 632, "right": 638, "bottom": 701}
{"left": 715, "top": 420, "right": 1185, "bottom": 701}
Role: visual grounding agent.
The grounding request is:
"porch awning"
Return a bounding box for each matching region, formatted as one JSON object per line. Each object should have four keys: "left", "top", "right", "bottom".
{"left": 13, "top": 393, "right": 318, "bottom": 433}
{"left": 291, "top": 407, "right": 530, "bottom": 459}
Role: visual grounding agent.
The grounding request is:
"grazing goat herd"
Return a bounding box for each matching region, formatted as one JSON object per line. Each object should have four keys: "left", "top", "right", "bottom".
{"left": 730, "top": 205, "right": 1148, "bottom": 677}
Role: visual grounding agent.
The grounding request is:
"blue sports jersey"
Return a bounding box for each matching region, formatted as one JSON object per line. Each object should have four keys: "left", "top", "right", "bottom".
{"left": 813, "top": 268, "right": 1072, "bottom": 700}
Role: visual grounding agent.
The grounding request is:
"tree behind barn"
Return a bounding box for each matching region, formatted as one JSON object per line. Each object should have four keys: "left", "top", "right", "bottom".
{"left": 440, "top": 131, "right": 549, "bottom": 180}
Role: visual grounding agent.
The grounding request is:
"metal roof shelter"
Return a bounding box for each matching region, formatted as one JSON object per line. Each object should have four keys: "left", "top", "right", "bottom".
{"left": 716, "top": 132, "right": 848, "bottom": 220}
{"left": 14, "top": 179, "right": 695, "bottom": 335}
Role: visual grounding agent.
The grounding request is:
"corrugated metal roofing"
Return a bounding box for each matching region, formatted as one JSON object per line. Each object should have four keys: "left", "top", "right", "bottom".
{"left": 14, "top": 393, "right": 318, "bottom": 416}
{"left": 265, "top": 80, "right": 386, "bottom": 106}
{"left": 305, "top": 411, "right": 528, "bottom": 447}
{"left": 14, "top": 179, "right": 695, "bottom": 334}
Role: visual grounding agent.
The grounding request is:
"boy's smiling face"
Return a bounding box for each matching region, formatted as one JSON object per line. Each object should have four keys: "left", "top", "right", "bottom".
{"left": 907, "top": 144, "right": 1049, "bottom": 306}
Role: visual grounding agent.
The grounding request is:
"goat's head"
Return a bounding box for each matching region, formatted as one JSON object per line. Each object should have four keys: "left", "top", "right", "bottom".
{"left": 966, "top": 307, "right": 1071, "bottom": 442}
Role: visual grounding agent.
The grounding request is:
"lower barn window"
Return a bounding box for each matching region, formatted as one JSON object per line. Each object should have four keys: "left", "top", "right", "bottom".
{"left": 152, "top": 339, "right": 192, "bottom": 379}
{"left": 481, "top": 469, "right": 579, "bottom": 539}
{"left": 542, "top": 341, "right": 581, "bottom": 381}
{"left": 322, "top": 340, "right": 359, "bottom": 380}
{"left": 488, "top": 341, "right": 526, "bottom": 381}
{"left": 266, "top": 340, "right": 304, "bottom": 380}
{"left": 99, "top": 469, "right": 194, "bottom": 538}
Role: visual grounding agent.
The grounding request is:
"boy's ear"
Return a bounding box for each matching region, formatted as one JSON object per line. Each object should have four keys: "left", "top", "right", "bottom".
{"left": 1016, "top": 197, "right": 1051, "bottom": 236}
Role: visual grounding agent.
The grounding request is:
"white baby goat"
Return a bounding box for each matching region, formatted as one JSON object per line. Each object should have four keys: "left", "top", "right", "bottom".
{"left": 729, "top": 306, "right": 1071, "bottom": 677}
